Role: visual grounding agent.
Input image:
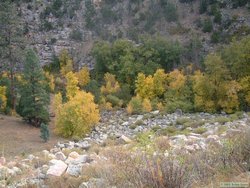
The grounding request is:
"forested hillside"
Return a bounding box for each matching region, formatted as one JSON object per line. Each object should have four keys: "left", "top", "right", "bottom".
{"left": 0, "top": 0, "right": 249, "bottom": 187}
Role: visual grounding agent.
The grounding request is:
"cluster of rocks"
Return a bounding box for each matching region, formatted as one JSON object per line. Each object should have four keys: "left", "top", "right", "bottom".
{"left": 0, "top": 111, "right": 249, "bottom": 187}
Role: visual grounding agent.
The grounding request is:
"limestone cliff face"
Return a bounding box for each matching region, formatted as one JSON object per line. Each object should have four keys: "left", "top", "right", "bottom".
{"left": 18, "top": 0, "right": 250, "bottom": 67}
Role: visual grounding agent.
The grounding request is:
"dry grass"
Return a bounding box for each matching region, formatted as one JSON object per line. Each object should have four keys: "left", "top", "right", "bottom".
{"left": 0, "top": 115, "right": 66, "bottom": 159}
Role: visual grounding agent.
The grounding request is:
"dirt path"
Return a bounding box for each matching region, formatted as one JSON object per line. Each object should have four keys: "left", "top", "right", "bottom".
{"left": 0, "top": 115, "right": 65, "bottom": 159}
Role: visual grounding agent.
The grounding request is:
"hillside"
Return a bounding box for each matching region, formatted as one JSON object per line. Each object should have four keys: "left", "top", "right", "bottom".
{"left": 0, "top": 1, "right": 249, "bottom": 187}
{"left": 12, "top": 0, "right": 250, "bottom": 67}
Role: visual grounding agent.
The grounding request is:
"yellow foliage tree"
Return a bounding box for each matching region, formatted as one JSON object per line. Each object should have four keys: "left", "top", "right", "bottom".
{"left": 53, "top": 92, "right": 62, "bottom": 116}
{"left": 218, "top": 81, "right": 241, "bottom": 113}
{"left": 135, "top": 73, "right": 154, "bottom": 99}
{"left": 55, "top": 90, "right": 100, "bottom": 138}
{"left": 167, "top": 69, "right": 186, "bottom": 95}
{"left": 76, "top": 67, "right": 90, "bottom": 87}
{"left": 44, "top": 71, "right": 55, "bottom": 92}
{"left": 193, "top": 71, "right": 216, "bottom": 112}
{"left": 0, "top": 86, "right": 7, "bottom": 112}
{"left": 65, "top": 72, "right": 79, "bottom": 100}
{"left": 101, "top": 73, "right": 120, "bottom": 95}
{"left": 59, "top": 49, "right": 73, "bottom": 77}
{"left": 153, "top": 69, "right": 167, "bottom": 97}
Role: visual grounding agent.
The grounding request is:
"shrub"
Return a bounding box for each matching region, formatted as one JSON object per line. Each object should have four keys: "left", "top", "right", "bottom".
{"left": 202, "top": 18, "right": 213, "bottom": 33}
{"left": 163, "top": 2, "right": 178, "bottom": 22}
{"left": 193, "top": 127, "right": 207, "bottom": 134}
{"left": 142, "top": 98, "right": 152, "bottom": 112}
{"left": 0, "top": 86, "right": 7, "bottom": 113}
{"left": 211, "top": 31, "right": 221, "bottom": 43}
{"left": 85, "top": 80, "right": 101, "bottom": 103}
{"left": 176, "top": 118, "right": 191, "bottom": 125}
{"left": 106, "top": 94, "right": 123, "bottom": 107}
{"left": 213, "top": 117, "right": 231, "bottom": 124}
{"left": 69, "top": 29, "right": 83, "bottom": 42}
{"left": 127, "top": 97, "right": 143, "bottom": 114}
{"left": 40, "top": 123, "right": 50, "bottom": 142}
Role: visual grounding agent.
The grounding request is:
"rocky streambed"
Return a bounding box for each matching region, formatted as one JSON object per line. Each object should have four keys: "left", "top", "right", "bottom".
{"left": 0, "top": 111, "right": 249, "bottom": 188}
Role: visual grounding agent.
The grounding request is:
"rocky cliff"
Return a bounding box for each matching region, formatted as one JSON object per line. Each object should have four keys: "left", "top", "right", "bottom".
{"left": 18, "top": 0, "right": 250, "bottom": 67}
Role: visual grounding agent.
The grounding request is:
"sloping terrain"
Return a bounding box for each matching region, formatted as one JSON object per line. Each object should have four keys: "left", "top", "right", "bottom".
{"left": 0, "top": 115, "right": 65, "bottom": 158}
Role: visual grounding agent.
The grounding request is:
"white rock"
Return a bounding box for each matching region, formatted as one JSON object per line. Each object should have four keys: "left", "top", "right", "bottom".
{"left": 151, "top": 110, "right": 159, "bottom": 115}
{"left": 136, "top": 115, "right": 144, "bottom": 121}
{"left": 28, "top": 154, "right": 35, "bottom": 161}
{"left": 66, "top": 164, "right": 83, "bottom": 177}
{"left": 120, "top": 135, "right": 132, "bottom": 143}
{"left": 122, "top": 122, "right": 129, "bottom": 126}
{"left": 47, "top": 160, "right": 67, "bottom": 176}
{"left": 68, "top": 151, "right": 80, "bottom": 159}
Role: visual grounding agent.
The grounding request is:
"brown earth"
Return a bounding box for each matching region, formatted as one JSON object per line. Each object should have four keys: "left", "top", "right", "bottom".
{"left": 0, "top": 115, "right": 66, "bottom": 159}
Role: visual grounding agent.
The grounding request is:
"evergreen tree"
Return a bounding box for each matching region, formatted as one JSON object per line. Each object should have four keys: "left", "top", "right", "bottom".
{"left": 17, "top": 49, "right": 50, "bottom": 127}
{"left": 0, "top": 1, "right": 26, "bottom": 113}
{"left": 40, "top": 123, "right": 50, "bottom": 142}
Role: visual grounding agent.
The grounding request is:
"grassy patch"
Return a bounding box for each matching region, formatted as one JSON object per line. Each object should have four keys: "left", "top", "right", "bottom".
{"left": 157, "top": 127, "right": 191, "bottom": 136}
{"left": 176, "top": 117, "right": 192, "bottom": 125}
{"left": 213, "top": 117, "right": 231, "bottom": 124}
{"left": 193, "top": 127, "right": 207, "bottom": 134}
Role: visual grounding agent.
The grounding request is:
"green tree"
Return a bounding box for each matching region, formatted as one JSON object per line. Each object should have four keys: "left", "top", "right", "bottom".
{"left": 17, "top": 49, "right": 50, "bottom": 127}
{"left": 40, "top": 123, "right": 50, "bottom": 142}
{"left": 0, "top": 1, "right": 25, "bottom": 113}
{"left": 222, "top": 37, "right": 250, "bottom": 80}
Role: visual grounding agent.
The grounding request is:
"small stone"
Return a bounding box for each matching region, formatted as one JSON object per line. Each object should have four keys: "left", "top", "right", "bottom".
{"left": 136, "top": 115, "right": 144, "bottom": 121}
{"left": 120, "top": 135, "right": 132, "bottom": 144}
{"left": 122, "top": 122, "right": 129, "bottom": 126}
{"left": 68, "top": 151, "right": 80, "bottom": 159}
{"left": 28, "top": 154, "right": 35, "bottom": 161}
{"left": 151, "top": 110, "right": 160, "bottom": 115}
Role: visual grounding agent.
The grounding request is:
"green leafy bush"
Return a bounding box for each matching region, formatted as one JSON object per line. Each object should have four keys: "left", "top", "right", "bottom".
{"left": 202, "top": 18, "right": 213, "bottom": 33}
{"left": 69, "top": 29, "right": 83, "bottom": 41}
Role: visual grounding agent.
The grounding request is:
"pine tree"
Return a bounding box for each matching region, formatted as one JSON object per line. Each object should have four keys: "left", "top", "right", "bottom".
{"left": 17, "top": 49, "right": 50, "bottom": 127}
{"left": 40, "top": 123, "right": 50, "bottom": 142}
{"left": 0, "top": 1, "right": 26, "bottom": 113}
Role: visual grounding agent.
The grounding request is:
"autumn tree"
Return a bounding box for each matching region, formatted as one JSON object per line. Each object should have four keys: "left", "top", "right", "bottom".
{"left": 135, "top": 73, "right": 154, "bottom": 99}
{"left": 0, "top": 86, "right": 7, "bottom": 112}
{"left": 164, "top": 69, "right": 193, "bottom": 112}
{"left": 17, "top": 49, "right": 50, "bottom": 127}
{"left": 101, "top": 73, "right": 120, "bottom": 95}
{"left": 55, "top": 90, "right": 100, "bottom": 138}
{"left": 76, "top": 67, "right": 90, "bottom": 87}
{"left": 193, "top": 54, "right": 240, "bottom": 113}
{"left": 65, "top": 71, "right": 79, "bottom": 100}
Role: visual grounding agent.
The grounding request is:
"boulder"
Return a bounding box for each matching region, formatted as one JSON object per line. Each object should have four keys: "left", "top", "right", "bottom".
{"left": 55, "top": 152, "right": 66, "bottom": 161}
{"left": 66, "top": 164, "right": 83, "bottom": 177}
{"left": 47, "top": 160, "right": 67, "bottom": 176}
